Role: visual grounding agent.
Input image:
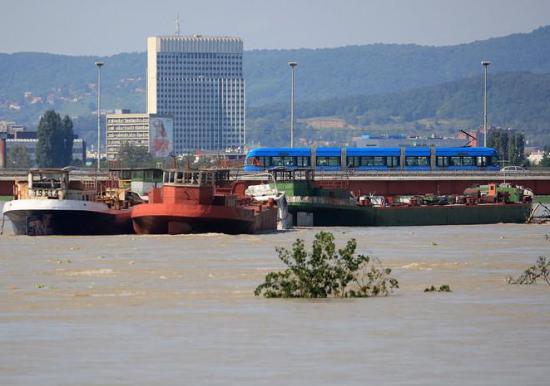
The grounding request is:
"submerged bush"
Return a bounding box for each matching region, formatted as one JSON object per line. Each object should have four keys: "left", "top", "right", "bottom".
{"left": 254, "top": 231, "right": 399, "bottom": 298}
{"left": 424, "top": 284, "right": 452, "bottom": 292}
{"left": 507, "top": 256, "right": 550, "bottom": 285}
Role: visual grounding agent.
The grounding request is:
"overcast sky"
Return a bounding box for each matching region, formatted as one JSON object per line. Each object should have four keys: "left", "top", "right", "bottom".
{"left": 2, "top": 0, "right": 550, "bottom": 56}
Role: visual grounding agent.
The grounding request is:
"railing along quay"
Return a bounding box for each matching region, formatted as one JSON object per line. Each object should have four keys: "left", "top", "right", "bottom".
{"left": 0, "top": 168, "right": 111, "bottom": 181}
{"left": 230, "top": 169, "right": 550, "bottom": 181}
{"left": 3, "top": 168, "right": 550, "bottom": 181}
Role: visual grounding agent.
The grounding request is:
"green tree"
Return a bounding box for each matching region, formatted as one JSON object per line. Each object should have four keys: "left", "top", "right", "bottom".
{"left": 36, "top": 110, "right": 74, "bottom": 167}
{"left": 117, "top": 142, "right": 154, "bottom": 168}
{"left": 6, "top": 144, "right": 33, "bottom": 168}
{"left": 488, "top": 129, "right": 525, "bottom": 166}
{"left": 540, "top": 153, "right": 550, "bottom": 167}
{"left": 508, "top": 131, "right": 526, "bottom": 165}
{"left": 255, "top": 231, "right": 399, "bottom": 298}
{"left": 62, "top": 115, "right": 74, "bottom": 166}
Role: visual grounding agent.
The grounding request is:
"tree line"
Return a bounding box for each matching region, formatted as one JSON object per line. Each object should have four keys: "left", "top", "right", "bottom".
{"left": 487, "top": 129, "right": 526, "bottom": 166}
{"left": 7, "top": 110, "right": 74, "bottom": 168}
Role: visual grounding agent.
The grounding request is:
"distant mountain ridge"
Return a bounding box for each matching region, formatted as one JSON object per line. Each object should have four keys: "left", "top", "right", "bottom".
{"left": 1, "top": 25, "right": 550, "bottom": 143}
{"left": 245, "top": 25, "right": 550, "bottom": 105}
{"left": 246, "top": 71, "right": 550, "bottom": 146}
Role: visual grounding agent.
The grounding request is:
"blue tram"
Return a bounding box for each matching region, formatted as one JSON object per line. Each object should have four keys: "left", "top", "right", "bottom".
{"left": 243, "top": 146, "right": 499, "bottom": 172}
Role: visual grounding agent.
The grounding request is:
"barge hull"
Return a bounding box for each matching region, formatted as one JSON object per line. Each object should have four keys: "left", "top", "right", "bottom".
{"left": 288, "top": 202, "right": 531, "bottom": 226}
{"left": 131, "top": 203, "right": 277, "bottom": 235}
{"left": 4, "top": 209, "right": 132, "bottom": 236}
{"left": 133, "top": 215, "right": 261, "bottom": 235}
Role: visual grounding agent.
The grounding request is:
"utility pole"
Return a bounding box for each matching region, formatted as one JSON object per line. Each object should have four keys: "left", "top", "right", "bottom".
{"left": 95, "top": 62, "right": 105, "bottom": 172}
{"left": 288, "top": 61, "right": 297, "bottom": 148}
{"left": 481, "top": 60, "right": 491, "bottom": 147}
{"left": 95, "top": 61, "right": 104, "bottom": 172}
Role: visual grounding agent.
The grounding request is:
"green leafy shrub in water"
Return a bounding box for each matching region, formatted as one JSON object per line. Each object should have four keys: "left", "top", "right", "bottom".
{"left": 254, "top": 231, "right": 399, "bottom": 298}
{"left": 507, "top": 256, "right": 550, "bottom": 285}
{"left": 424, "top": 284, "right": 452, "bottom": 292}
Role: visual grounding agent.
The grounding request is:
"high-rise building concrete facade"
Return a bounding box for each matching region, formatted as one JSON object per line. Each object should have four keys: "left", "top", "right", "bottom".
{"left": 147, "top": 35, "right": 245, "bottom": 153}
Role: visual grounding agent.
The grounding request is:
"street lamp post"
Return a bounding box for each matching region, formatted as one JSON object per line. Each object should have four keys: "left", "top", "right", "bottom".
{"left": 481, "top": 60, "right": 491, "bottom": 147}
{"left": 95, "top": 61, "right": 104, "bottom": 171}
{"left": 288, "top": 61, "right": 297, "bottom": 148}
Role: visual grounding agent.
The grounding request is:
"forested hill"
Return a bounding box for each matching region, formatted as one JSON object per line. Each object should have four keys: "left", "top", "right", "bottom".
{"left": 1, "top": 25, "right": 550, "bottom": 110}
{"left": 247, "top": 72, "right": 550, "bottom": 146}
{"left": 246, "top": 25, "right": 550, "bottom": 105}
{"left": 1, "top": 25, "right": 550, "bottom": 145}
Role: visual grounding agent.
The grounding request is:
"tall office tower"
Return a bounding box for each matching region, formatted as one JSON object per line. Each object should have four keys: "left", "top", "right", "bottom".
{"left": 147, "top": 35, "right": 245, "bottom": 153}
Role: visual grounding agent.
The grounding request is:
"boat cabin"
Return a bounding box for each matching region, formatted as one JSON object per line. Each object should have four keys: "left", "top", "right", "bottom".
{"left": 15, "top": 168, "right": 96, "bottom": 201}
{"left": 148, "top": 169, "right": 234, "bottom": 206}
{"left": 162, "top": 169, "right": 231, "bottom": 186}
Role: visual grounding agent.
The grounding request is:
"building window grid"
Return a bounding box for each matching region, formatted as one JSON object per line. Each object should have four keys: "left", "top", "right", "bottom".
{"left": 154, "top": 42, "right": 244, "bottom": 152}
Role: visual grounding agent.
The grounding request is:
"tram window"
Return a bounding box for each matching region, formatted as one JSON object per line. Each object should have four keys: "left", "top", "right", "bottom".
{"left": 373, "top": 156, "right": 385, "bottom": 166}
{"left": 436, "top": 156, "right": 449, "bottom": 167}
{"left": 462, "top": 157, "right": 475, "bottom": 166}
{"left": 347, "top": 156, "right": 360, "bottom": 167}
{"left": 474, "top": 156, "right": 497, "bottom": 167}
{"left": 296, "top": 156, "right": 310, "bottom": 167}
{"left": 317, "top": 156, "right": 341, "bottom": 166}
{"left": 387, "top": 156, "right": 399, "bottom": 167}
{"left": 418, "top": 157, "right": 429, "bottom": 166}
{"left": 450, "top": 156, "right": 462, "bottom": 166}
{"left": 405, "top": 157, "right": 416, "bottom": 166}
{"left": 283, "top": 156, "right": 295, "bottom": 166}
{"left": 405, "top": 156, "right": 429, "bottom": 166}
{"left": 271, "top": 156, "right": 284, "bottom": 166}
{"left": 476, "top": 157, "right": 485, "bottom": 167}
{"left": 360, "top": 156, "right": 386, "bottom": 166}
{"left": 362, "top": 156, "right": 374, "bottom": 166}
{"left": 328, "top": 157, "right": 340, "bottom": 166}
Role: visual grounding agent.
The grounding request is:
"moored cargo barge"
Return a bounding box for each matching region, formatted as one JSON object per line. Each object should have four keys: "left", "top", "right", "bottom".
{"left": 131, "top": 169, "right": 279, "bottom": 234}
{"left": 2, "top": 168, "right": 138, "bottom": 235}
{"left": 269, "top": 169, "right": 532, "bottom": 226}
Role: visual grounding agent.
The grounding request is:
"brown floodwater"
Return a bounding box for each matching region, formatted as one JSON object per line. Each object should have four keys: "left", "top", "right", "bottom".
{"left": 1, "top": 209, "right": 549, "bottom": 385}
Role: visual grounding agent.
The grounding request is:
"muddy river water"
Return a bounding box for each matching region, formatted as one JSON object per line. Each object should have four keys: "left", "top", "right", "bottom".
{"left": 1, "top": 210, "right": 549, "bottom": 385}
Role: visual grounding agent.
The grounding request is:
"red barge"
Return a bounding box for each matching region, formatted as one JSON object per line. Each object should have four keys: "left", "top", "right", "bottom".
{"left": 131, "top": 169, "right": 278, "bottom": 234}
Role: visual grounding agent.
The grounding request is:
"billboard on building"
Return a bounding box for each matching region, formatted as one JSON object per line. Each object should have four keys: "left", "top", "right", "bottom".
{"left": 149, "top": 116, "right": 173, "bottom": 158}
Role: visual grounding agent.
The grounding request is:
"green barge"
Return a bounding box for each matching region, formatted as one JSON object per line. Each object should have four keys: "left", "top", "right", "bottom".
{"left": 270, "top": 169, "right": 532, "bottom": 227}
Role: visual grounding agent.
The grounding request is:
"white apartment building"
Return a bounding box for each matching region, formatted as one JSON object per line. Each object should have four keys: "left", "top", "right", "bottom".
{"left": 147, "top": 34, "right": 245, "bottom": 153}
{"left": 106, "top": 112, "right": 174, "bottom": 160}
{"left": 106, "top": 113, "right": 150, "bottom": 160}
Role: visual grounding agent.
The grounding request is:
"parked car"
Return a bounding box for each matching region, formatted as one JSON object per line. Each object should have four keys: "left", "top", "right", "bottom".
{"left": 500, "top": 166, "right": 526, "bottom": 172}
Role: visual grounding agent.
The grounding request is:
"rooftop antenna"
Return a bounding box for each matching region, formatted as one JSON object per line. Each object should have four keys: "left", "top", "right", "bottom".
{"left": 175, "top": 13, "right": 181, "bottom": 35}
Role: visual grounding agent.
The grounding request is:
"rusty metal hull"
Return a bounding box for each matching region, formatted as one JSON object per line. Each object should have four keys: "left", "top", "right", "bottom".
{"left": 131, "top": 203, "right": 277, "bottom": 235}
